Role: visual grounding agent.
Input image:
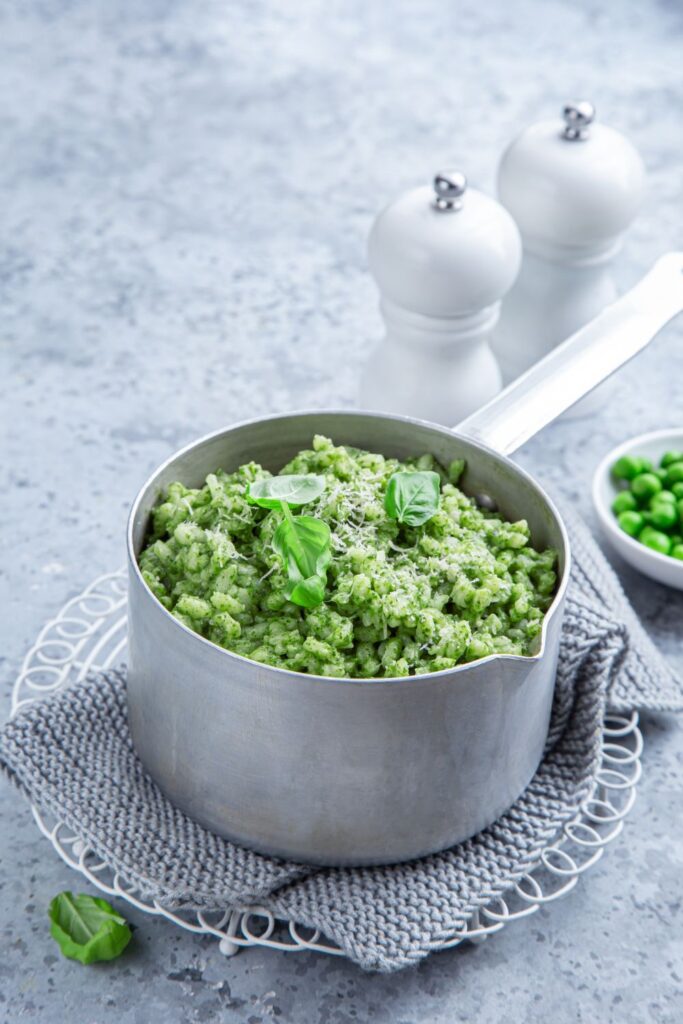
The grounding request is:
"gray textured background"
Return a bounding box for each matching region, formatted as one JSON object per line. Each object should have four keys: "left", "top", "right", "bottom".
{"left": 1, "top": 0, "right": 682, "bottom": 1021}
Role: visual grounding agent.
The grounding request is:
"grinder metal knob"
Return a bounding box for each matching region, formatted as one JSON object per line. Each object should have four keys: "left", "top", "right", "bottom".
{"left": 562, "top": 100, "right": 595, "bottom": 141}
{"left": 433, "top": 170, "right": 467, "bottom": 211}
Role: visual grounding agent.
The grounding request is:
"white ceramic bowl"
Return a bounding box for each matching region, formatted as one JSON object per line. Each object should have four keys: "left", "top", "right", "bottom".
{"left": 593, "top": 428, "right": 683, "bottom": 590}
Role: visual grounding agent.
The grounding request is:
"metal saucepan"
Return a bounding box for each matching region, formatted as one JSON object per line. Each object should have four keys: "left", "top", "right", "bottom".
{"left": 127, "top": 254, "right": 683, "bottom": 866}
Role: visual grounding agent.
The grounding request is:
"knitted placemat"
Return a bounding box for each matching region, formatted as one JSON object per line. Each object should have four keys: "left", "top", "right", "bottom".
{"left": 2, "top": 511, "right": 681, "bottom": 972}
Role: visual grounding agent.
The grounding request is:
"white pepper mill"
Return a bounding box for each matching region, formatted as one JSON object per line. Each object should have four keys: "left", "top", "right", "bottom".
{"left": 492, "top": 101, "right": 646, "bottom": 412}
{"left": 359, "top": 171, "right": 522, "bottom": 425}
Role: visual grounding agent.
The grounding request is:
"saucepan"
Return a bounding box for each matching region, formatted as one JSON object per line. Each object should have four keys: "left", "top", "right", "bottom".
{"left": 127, "top": 254, "right": 683, "bottom": 866}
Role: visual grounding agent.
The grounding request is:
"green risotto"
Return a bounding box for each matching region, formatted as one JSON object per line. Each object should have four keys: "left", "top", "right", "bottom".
{"left": 138, "top": 436, "right": 558, "bottom": 677}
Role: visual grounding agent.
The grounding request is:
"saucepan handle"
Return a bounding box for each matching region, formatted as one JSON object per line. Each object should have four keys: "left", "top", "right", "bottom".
{"left": 456, "top": 252, "right": 683, "bottom": 456}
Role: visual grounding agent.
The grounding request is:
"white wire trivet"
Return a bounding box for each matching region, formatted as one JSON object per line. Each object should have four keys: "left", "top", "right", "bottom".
{"left": 11, "top": 569, "right": 642, "bottom": 960}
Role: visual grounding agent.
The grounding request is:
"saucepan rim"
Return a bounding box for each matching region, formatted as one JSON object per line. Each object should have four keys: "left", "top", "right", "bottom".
{"left": 126, "top": 409, "right": 571, "bottom": 685}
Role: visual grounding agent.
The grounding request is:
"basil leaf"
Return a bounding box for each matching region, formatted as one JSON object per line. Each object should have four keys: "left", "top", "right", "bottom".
{"left": 273, "top": 514, "right": 331, "bottom": 608}
{"left": 384, "top": 470, "right": 441, "bottom": 526}
{"left": 48, "top": 892, "right": 132, "bottom": 965}
{"left": 288, "top": 574, "right": 327, "bottom": 609}
{"left": 247, "top": 474, "right": 326, "bottom": 509}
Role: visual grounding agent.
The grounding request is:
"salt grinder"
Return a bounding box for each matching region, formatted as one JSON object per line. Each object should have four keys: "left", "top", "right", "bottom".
{"left": 360, "top": 171, "right": 522, "bottom": 425}
{"left": 493, "top": 101, "right": 646, "bottom": 405}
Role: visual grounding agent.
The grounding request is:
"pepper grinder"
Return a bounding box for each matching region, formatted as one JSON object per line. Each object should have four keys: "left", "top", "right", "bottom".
{"left": 359, "top": 171, "right": 522, "bottom": 425}
{"left": 493, "top": 101, "right": 646, "bottom": 413}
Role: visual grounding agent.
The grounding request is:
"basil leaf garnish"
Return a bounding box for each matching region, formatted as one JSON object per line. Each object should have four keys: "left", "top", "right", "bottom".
{"left": 247, "top": 474, "right": 326, "bottom": 509}
{"left": 384, "top": 470, "right": 441, "bottom": 526}
{"left": 287, "top": 573, "right": 327, "bottom": 609}
{"left": 248, "top": 474, "right": 331, "bottom": 607}
{"left": 48, "top": 892, "right": 132, "bottom": 965}
{"left": 273, "top": 514, "right": 331, "bottom": 608}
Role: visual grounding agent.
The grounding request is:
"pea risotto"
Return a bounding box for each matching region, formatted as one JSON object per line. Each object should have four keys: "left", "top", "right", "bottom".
{"left": 138, "top": 436, "right": 558, "bottom": 677}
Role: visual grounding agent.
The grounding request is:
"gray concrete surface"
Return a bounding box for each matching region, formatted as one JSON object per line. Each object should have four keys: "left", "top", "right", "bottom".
{"left": 1, "top": 0, "right": 682, "bottom": 1020}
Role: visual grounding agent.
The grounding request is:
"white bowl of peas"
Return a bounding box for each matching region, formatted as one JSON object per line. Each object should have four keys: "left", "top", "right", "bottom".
{"left": 593, "top": 428, "right": 683, "bottom": 590}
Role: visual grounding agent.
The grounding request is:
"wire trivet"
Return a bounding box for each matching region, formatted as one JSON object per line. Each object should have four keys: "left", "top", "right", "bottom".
{"left": 11, "top": 570, "right": 642, "bottom": 959}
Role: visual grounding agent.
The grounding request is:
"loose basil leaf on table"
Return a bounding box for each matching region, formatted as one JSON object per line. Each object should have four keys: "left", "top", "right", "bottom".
{"left": 247, "top": 474, "right": 326, "bottom": 509}
{"left": 384, "top": 470, "right": 441, "bottom": 526}
{"left": 49, "top": 891, "right": 132, "bottom": 965}
{"left": 273, "top": 514, "right": 332, "bottom": 608}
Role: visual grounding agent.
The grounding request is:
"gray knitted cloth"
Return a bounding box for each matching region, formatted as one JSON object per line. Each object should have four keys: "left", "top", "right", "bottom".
{"left": 2, "top": 511, "right": 682, "bottom": 972}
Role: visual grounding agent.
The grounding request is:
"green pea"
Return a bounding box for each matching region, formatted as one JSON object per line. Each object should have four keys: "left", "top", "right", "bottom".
{"left": 617, "top": 510, "right": 643, "bottom": 537}
{"left": 665, "top": 462, "right": 683, "bottom": 486}
{"left": 672, "top": 544, "right": 683, "bottom": 561}
{"left": 612, "top": 491, "right": 637, "bottom": 515}
{"left": 655, "top": 468, "right": 668, "bottom": 482}
{"left": 612, "top": 455, "right": 644, "bottom": 481}
{"left": 661, "top": 450, "right": 683, "bottom": 468}
{"left": 678, "top": 499, "right": 683, "bottom": 523}
{"left": 654, "top": 490, "right": 677, "bottom": 505}
{"left": 671, "top": 482, "right": 683, "bottom": 499}
{"left": 647, "top": 502, "right": 678, "bottom": 530}
{"left": 631, "top": 473, "right": 662, "bottom": 500}
{"left": 640, "top": 526, "right": 671, "bottom": 555}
